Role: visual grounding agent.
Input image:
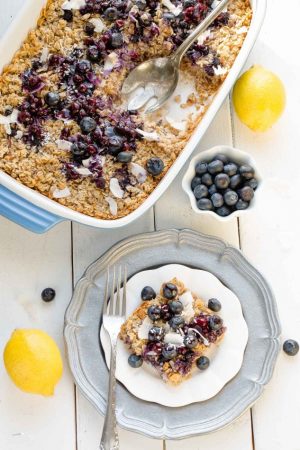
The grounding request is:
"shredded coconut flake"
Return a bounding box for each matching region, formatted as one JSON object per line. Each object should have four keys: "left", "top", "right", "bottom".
{"left": 106, "top": 196, "right": 118, "bottom": 215}
{"left": 52, "top": 187, "right": 71, "bottom": 198}
{"left": 136, "top": 128, "right": 160, "bottom": 141}
{"left": 56, "top": 139, "right": 72, "bottom": 151}
{"left": 197, "top": 30, "right": 212, "bottom": 45}
{"left": 62, "top": 0, "right": 86, "bottom": 9}
{"left": 162, "top": 0, "right": 182, "bottom": 16}
{"left": 165, "top": 115, "right": 187, "bottom": 131}
{"left": 0, "top": 109, "right": 19, "bottom": 125}
{"left": 89, "top": 18, "right": 106, "bottom": 32}
{"left": 164, "top": 332, "right": 184, "bottom": 347}
{"left": 237, "top": 26, "right": 248, "bottom": 34}
{"left": 74, "top": 167, "right": 93, "bottom": 176}
{"left": 15, "top": 130, "right": 23, "bottom": 140}
{"left": 213, "top": 65, "right": 228, "bottom": 76}
{"left": 104, "top": 52, "right": 118, "bottom": 71}
{"left": 40, "top": 47, "right": 49, "bottom": 64}
{"left": 130, "top": 162, "right": 147, "bottom": 184}
{"left": 110, "top": 177, "right": 125, "bottom": 198}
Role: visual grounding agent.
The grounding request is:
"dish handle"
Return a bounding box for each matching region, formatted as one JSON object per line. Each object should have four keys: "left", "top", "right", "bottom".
{"left": 0, "top": 185, "right": 64, "bottom": 233}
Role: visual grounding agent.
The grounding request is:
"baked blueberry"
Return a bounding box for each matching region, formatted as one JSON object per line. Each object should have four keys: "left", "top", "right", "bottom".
{"left": 163, "top": 11, "right": 176, "bottom": 20}
{"left": 239, "top": 186, "right": 254, "bottom": 202}
{"left": 169, "top": 300, "right": 183, "bottom": 314}
{"left": 236, "top": 199, "right": 249, "bottom": 210}
{"left": 128, "top": 354, "right": 143, "bottom": 368}
{"left": 169, "top": 315, "right": 185, "bottom": 330}
{"left": 162, "top": 343, "right": 177, "bottom": 360}
{"left": 201, "top": 173, "right": 213, "bottom": 187}
{"left": 85, "top": 22, "right": 95, "bottom": 36}
{"left": 197, "top": 198, "right": 213, "bottom": 211}
{"left": 214, "top": 173, "right": 230, "bottom": 189}
{"left": 216, "top": 206, "right": 231, "bottom": 217}
{"left": 41, "top": 287, "right": 56, "bottom": 302}
{"left": 71, "top": 143, "right": 87, "bottom": 160}
{"left": 63, "top": 9, "right": 73, "bottom": 21}
{"left": 230, "top": 174, "right": 242, "bottom": 190}
{"left": 194, "top": 184, "right": 208, "bottom": 199}
{"left": 163, "top": 282, "right": 178, "bottom": 299}
{"left": 211, "top": 192, "right": 224, "bottom": 208}
{"left": 208, "top": 184, "right": 217, "bottom": 195}
{"left": 87, "top": 46, "right": 101, "bottom": 62}
{"left": 283, "top": 339, "right": 299, "bottom": 356}
{"left": 239, "top": 164, "right": 255, "bottom": 180}
{"left": 191, "top": 176, "right": 202, "bottom": 190}
{"left": 184, "top": 334, "right": 198, "bottom": 349}
{"left": 244, "top": 178, "right": 258, "bottom": 190}
{"left": 208, "top": 298, "right": 221, "bottom": 312}
{"left": 147, "top": 305, "right": 161, "bottom": 321}
{"left": 44, "top": 92, "right": 60, "bottom": 106}
{"left": 148, "top": 326, "right": 165, "bottom": 342}
{"left": 117, "top": 151, "right": 133, "bottom": 163}
{"left": 209, "top": 315, "right": 223, "bottom": 331}
{"left": 134, "top": 0, "right": 147, "bottom": 9}
{"left": 80, "top": 117, "right": 97, "bottom": 134}
{"left": 195, "top": 161, "right": 207, "bottom": 175}
{"left": 208, "top": 159, "right": 224, "bottom": 174}
{"left": 141, "top": 286, "right": 156, "bottom": 301}
{"left": 224, "top": 162, "right": 238, "bottom": 176}
{"left": 224, "top": 190, "right": 238, "bottom": 206}
{"left": 111, "top": 32, "right": 123, "bottom": 48}
{"left": 104, "top": 6, "right": 119, "bottom": 20}
{"left": 146, "top": 157, "right": 164, "bottom": 176}
{"left": 213, "top": 154, "right": 228, "bottom": 164}
{"left": 76, "top": 59, "right": 92, "bottom": 73}
{"left": 196, "top": 355, "right": 210, "bottom": 370}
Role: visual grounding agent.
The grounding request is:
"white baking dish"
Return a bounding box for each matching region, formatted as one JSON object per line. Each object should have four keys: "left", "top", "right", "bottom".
{"left": 0, "top": 0, "right": 266, "bottom": 229}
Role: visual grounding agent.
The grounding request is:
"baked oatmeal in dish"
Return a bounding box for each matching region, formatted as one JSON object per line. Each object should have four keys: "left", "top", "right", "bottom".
{"left": 120, "top": 278, "right": 226, "bottom": 385}
{"left": 0, "top": 0, "right": 252, "bottom": 219}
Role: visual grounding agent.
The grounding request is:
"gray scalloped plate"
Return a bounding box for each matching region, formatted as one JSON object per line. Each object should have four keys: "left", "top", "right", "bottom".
{"left": 64, "top": 229, "right": 281, "bottom": 440}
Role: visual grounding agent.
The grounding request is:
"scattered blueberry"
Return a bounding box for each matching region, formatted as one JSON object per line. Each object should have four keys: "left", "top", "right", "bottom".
{"left": 184, "top": 334, "right": 198, "bottom": 349}
{"left": 41, "top": 287, "right": 56, "bottom": 302}
{"left": 169, "top": 300, "right": 183, "bottom": 314}
{"left": 163, "top": 282, "right": 178, "bottom": 300}
{"left": 195, "top": 162, "right": 207, "bottom": 175}
{"left": 194, "top": 184, "right": 208, "bottom": 199}
{"left": 236, "top": 199, "right": 249, "bottom": 210}
{"left": 44, "top": 92, "right": 60, "bottom": 106}
{"left": 208, "top": 159, "right": 224, "bottom": 175}
{"left": 104, "top": 6, "right": 119, "bottom": 20}
{"left": 244, "top": 178, "right": 258, "bottom": 190}
{"left": 169, "top": 315, "right": 185, "bottom": 330}
{"left": 191, "top": 176, "right": 202, "bottom": 190}
{"left": 239, "top": 164, "right": 255, "bottom": 180}
{"left": 80, "top": 117, "right": 97, "bottom": 134}
{"left": 196, "top": 356, "right": 210, "bottom": 370}
{"left": 63, "top": 9, "right": 73, "bottom": 22}
{"left": 216, "top": 206, "right": 231, "bottom": 217}
{"left": 239, "top": 186, "right": 254, "bottom": 202}
{"left": 148, "top": 326, "right": 165, "bottom": 342}
{"left": 111, "top": 32, "right": 123, "bottom": 48}
{"left": 230, "top": 174, "right": 242, "bottom": 190}
{"left": 213, "top": 154, "right": 228, "bottom": 164}
{"left": 201, "top": 173, "right": 213, "bottom": 187}
{"left": 208, "top": 298, "right": 222, "bottom": 312}
{"left": 128, "top": 354, "right": 143, "bottom": 368}
{"left": 146, "top": 157, "right": 164, "bottom": 176}
{"left": 215, "top": 173, "right": 230, "bottom": 190}
{"left": 283, "top": 339, "right": 299, "bottom": 356}
{"left": 162, "top": 343, "right": 177, "bottom": 360}
{"left": 224, "top": 190, "right": 238, "bottom": 206}
{"left": 117, "top": 151, "right": 133, "bottom": 163}
{"left": 147, "top": 305, "right": 161, "bottom": 321}
{"left": 197, "top": 198, "right": 213, "bottom": 211}
{"left": 224, "top": 163, "right": 238, "bottom": 176}
{"left": 141, "top": 286, "right": 156, "bottom": 301}
{"left": 211, "top": 192, "right": 224, "bottom": 208}
{"left": 209, "top": 315, "right": 223, "bottom": 331}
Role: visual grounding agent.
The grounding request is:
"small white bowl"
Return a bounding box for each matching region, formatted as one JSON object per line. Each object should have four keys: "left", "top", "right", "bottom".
{"left": 182, "top": 145, "right": 263, "bottom": 222}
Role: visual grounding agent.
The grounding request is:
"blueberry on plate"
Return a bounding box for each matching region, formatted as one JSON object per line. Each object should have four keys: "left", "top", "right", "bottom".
{"left": 148, "top": 326, "right": 165, "bottom": 342}
{"left": 146, "top": 157, "right": 164, "bottom": 176}
{"left": 239, "top": 186, "right": 254, "bottom": 202}
{"left": 201, "top": 173, "right": 213, "bottom": 187}
{"left": 184, "top": 334, "right": 198, "bottom": 349}
{"left": 128, "top": 354, "right": 143, "bottom": 368}
{"left": 141, "top": 286, "right": 156, "bottom": 301}
{"left": 169, "top": 300, "right": 183, "bottom": 314}
{"left": 209, "top": 315, "right": 223, "bottom": 331}
{"left": 162, "top": 343, "right": 177, "bottom": 360}
{"left": 195, "top": 161, "right": 207, "bottom": 175}
{"left": 283, "top": 339, "right": 299, "bottom": 356}
{"left": 44, "top": 92, "right": 60, "bottom": 107}
{"left": 147, "top": 305, "right": 161, "bottom": 321}
{"left": 194, "top": 184, "right": 208, "bottom": 199}
{"left": 224, "top": 190, "right": 238, "bottom": 206}
{"left": 244, "top": 178, "right": 258, "bottom": 190}
{"left": 230, "top": 174, "right": 242, "bottom": 190}
{"left": 191, "top": 176, "right": 202, "bottom": 190}
{"left": 80, "top": 117, "right": 97, "bottom": 134}
{"left": 224, "top": 162, "right": 238, "bottom": 177}
{"left": 197, "top": 198, "right": 213, "bottom": 211}
{"left": 211, "top": 192, "right": 224, "bottom": 208}
{"left": 41, "top": 287, "right": 56, "bottom": 302}
{"left": 208, "top": 298, "right": 222, "bottom": 312}
{"left": 213, "top": 154, "right": 228, "bottom": 164}
{"left": 216, "top": 205, "right": 231, "bottom": 217}
{"left": 169, "top": 315, "right": 185, "bottom": 330}
{"left": 214, "top": 173, "right": 230, "bottom": 190}
{"left": 239, "top": 164, "right": 255, "bottom": 180}
{"left": 196, "top": 355, "right": 210, "bottom": 370}
{"left": 235, "top": 199, "right": 249, "bottom": 210}
{"left": 208, "top": 159, "right": 224, "bottom": 175}
{"left": 163, "top": 282, "right": 178, "bottom": 299}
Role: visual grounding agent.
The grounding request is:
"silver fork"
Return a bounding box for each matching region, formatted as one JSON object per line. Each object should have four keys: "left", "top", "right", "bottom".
{"left": 100, "top": 266, "right": 127, "bottom": 450}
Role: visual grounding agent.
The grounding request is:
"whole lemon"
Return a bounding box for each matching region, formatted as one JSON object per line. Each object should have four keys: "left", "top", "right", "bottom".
{"left": 232, "top": 65, "right": 286, "bottom": 132}
{"left": 3, "top": 329, "right": 63, "bottom": 396}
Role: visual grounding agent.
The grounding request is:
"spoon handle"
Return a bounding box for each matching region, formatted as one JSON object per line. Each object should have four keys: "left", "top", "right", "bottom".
{"left": 172, "top": 0, "right": 231, "bottom": 63}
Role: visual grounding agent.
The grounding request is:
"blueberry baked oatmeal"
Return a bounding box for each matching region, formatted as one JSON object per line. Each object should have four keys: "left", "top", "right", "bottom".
{"left": 120, "top": 278, "right": 226, "bottom": 384}
{"left": 0, "top": 0, "right": 252, "bottom": 219}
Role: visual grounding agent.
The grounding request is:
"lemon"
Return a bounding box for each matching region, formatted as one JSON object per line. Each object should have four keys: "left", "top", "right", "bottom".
{"left": 3, "top": 329, "right": 63, "bottom": 396}
{"left": 232, "top": 65, "right": 286, "bottom": 132}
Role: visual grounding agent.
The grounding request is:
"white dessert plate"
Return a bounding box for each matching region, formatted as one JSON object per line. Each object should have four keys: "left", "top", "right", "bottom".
{"left": 100, "top": 263, "right": 248, "bottom": 408}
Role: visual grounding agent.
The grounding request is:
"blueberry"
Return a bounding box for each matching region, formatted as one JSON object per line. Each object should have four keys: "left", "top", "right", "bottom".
{"left": 283, "top": 339, "right": 299, "bottom": 356}
{"left": 85, "top": 22, "right": 95, "bottom": 36}
{"left": 224, "top": 190, "right": 238, "bottom": 206}
{"left": 141, "top": 286, "right": 156, "bottom": 301}
{"left": 201, "top": 173, "right": 213, "bottom": 187}
{"left": 111, "top": 32, "right": 123, "bottom": 48}
{"left": 208, "top": 184, "right": 217, "bottom": 195}
{"left": 147, "top": 305, "right": 161, "bottom": 321}
{"left": 224, "top": 163, "right": 238, "bottom": 176}
{"left": 148, "top": 326, "right": 165, "bottom": 342}
{"left": 134, "top": 0, "right": 147, "bottom": 9}
{"left": 214, "top": 173, "right": 230, "bottom": 190}
{"left": 184, "top": 334, "right": 198, "bottom": 349}
{"left": 41, "top": 287, "right": 56, "bottom": 302}
{"left": 196, "top": 356, "right": 210, "bottom": 370}
{"left": 245, "top": 178, "right": 258, "bottom": 190}
{"left": 163, "top": 11, "right": 176, "bottom": 20}
{"left": 239, "top": 186, "right": 254, "bottom": 202}
{"left": 239, "top": 164, "right": 255, "bottom": 180}
{"left": 216, "top": 206, "right": 231, "bottom": 217}
{"left": 211, "top": 192, "right": 224, "bottom": 208}
{"left": 162, "top": 343, "right": 177, "bottom": 360}
{"left": 169, "top": 300, "right": 183, "bottom": 314}
{"left": 230, "top": 174, "right": 242, "bottom": 190}
{"left": 194, "top": 184, "right": 208, "bottom": 199}
{"left": 208, "top": 159, "right": 224, "bottom": 175}
{"left": 87, "top": 46, "right": 101, "bottom": 62}
{"left": 44, "top": 92, "right": 60, "bottom": 106}
{"left": 104, "top": 6, "right": 119, "bottom": 20}
{"left": 146, "top": 157, "right": 164, "bottom": 176}
{"left": 163, "top": 282, "right": 178, "bottom": 300}
{"left": 169, "top": 315, "right": 185, "bottom": 330}
{"left": 117, "top": 151, "right": 133, "bottom": 163}
{"left": 71, "top": 143, "right": 87, "bottom": 160}
{"left": 208, "top": 298, "right": 221, "bottom": 312}
{"left": 197, "top": 198, "right": 213, "bottom": 211}
{"left": 191, "top": 176, "right": 202, "bottom": 190}
{"left": 183, "top": 0, "right": 195, "bottom": 7}
{"left": 195, "top": 162, "right": 207, "bottom": 175}
{"left": 80, "top": 117, "right": 97, "bottom": 134}
{"left": 128, "top": 354, "right": 143, "bottom": 368}
{"left": 76, "top": 59, "right": 92, "bottom": 73}
{"left": 213, "top": 154, "right": 228, "bottom": 164}
{"left": 235, "top": 199, "right": 249, "bottom": 210}
{"left": 209, "top": 315, "right": 223, "bottom": 331}
{"left": 63, "top": 9, "right": 73, "bottom": 21}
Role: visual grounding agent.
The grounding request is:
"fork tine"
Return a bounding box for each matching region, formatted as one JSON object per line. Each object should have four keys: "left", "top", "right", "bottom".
{"left": 103, "top": 266, "right": 109, "bottom": 315}
{"left": 121, "top": 266, "right": 127, "bottom": 317}
{"left": 115, "top": 266, "right": 122, "bottom": 315}
{"left": 109, "top": 266, "right": 116, "bottom": 315}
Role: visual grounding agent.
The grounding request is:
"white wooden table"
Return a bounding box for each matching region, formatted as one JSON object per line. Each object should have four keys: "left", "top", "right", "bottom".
{"left": 1, "top": 1, "right": 299, "bottom": 449}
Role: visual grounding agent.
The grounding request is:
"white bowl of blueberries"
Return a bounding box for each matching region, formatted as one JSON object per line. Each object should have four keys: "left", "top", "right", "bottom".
{"left": 182, "top": 145, "right": 262, "bottom": 221}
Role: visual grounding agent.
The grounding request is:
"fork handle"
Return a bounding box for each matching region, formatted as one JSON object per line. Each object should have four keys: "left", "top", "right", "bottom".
{"left": 172, "top": 0, "right": 231, "bottom": 64}
{"left": 100, "top": 337, "right": 119, "bottom": 450}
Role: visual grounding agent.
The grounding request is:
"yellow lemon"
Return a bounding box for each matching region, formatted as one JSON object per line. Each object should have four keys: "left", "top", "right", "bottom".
{"left": 3, "top": 329, "right": 63, "bottom": 396}
{"left": 232, "top": 65, "right": 286, "bottom": 132}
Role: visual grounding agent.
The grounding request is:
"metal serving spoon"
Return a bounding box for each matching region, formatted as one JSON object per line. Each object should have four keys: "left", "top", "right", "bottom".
{"left": 122, "top": 0, "right": 230, "bottom": 113}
